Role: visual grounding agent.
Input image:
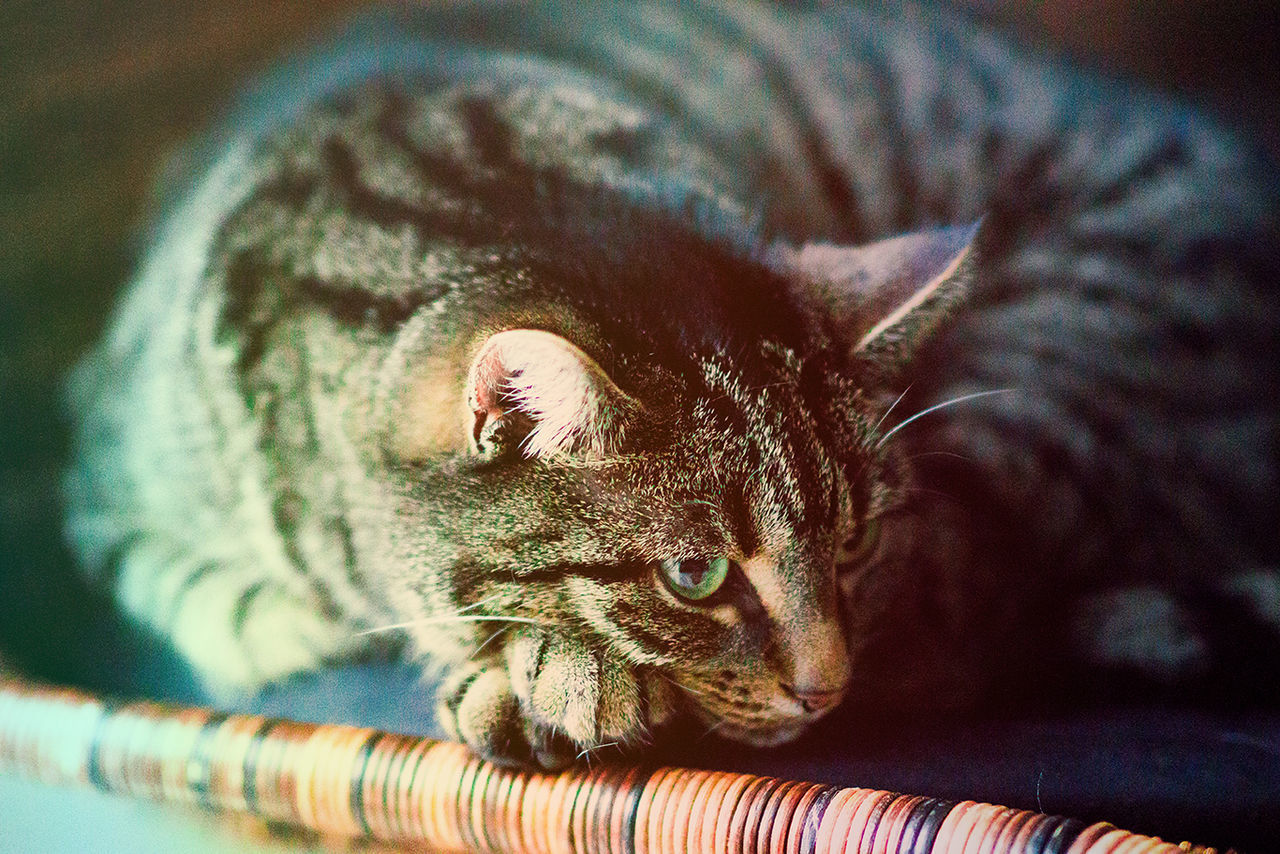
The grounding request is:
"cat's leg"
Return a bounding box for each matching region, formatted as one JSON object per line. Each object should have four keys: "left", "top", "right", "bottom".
{"left": 174, "top": 576, "right": 368, "bottom": 692}
{"left": 436, "top": 630, "right": 678, "bottom": 769}
{"left": 104, "top": 531, "right": 367, "bottom": 695}
{"left": 506, "top": 632, "right": 650, "bottom": 758}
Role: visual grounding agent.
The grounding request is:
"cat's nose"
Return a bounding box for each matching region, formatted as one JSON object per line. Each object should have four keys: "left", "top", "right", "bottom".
{"left": 783, "top": 683, "right": 847, "bottom": 714}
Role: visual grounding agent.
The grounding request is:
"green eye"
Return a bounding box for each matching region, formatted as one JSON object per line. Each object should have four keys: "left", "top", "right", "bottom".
{"left": 839, "top": 518, "right": 881, "bottom": 565}
{"left": 659, "top": 557, "right": 732, "bottom": 601}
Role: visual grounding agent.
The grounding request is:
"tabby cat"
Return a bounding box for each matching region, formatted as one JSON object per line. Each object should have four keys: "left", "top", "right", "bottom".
{"left": 65, "top": 0, "right": 1280, "bottom": 768}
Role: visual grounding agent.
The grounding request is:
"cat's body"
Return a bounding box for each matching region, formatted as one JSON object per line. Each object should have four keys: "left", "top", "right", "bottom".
{"left": 66, "top": 0, "right": 1280, "bottom": 768}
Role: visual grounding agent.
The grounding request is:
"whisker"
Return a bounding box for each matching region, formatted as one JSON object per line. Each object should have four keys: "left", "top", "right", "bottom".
{"left": 871, "top": 385, "right": 912, "bottom": 435}
{"left": 578, "top": 741, "right": 620, "bottom": 763}
{"left": 905, "top": 450, "right": 978, "bottom": 464}
{"left": 469, "top": 626, "right": 510, "bottom": 661}
{"left": 698, "top": 719, "right": 729, "bottom": 742}
{"left": 664, "top": 674, "right": 706, "bottom": 698}
{"left": 456, "top": 593, "right": 504, "bottom": 615}
{"left": 355, "top": 614, "right": 543, "bottom": 637}
{"left": 683, "top": 498, "right": 718, "bottom": 510}
{"left": 904, "top": 485, "right": 964, "bottom": 505}
{"left": 876, "top": 388, "right": 1015, "bottom": 448}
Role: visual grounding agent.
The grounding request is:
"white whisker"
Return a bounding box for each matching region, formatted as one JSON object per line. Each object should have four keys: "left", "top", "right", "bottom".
{"left": 683, "top": 498, "right": 718, "bottom": 510}
{"left": 355, "top": 614, "right": 542, "bottom": 637}
{"left": 665, "top": 674, "right": 706, "bottom": 697}
{"left": 871, "top": 385, "right": 912, "bottom": 435}
{"left": 469, "top": 626, "right": 510, "bottom": 661}
{"left": 578, "top": 741, "right": 620, "bottom": 763}
{"left": 905, "top": 485, "right": 960, "bottom": 502}
{"left": 905, "top": 450, "right": 977, "bottom": 464}
{"left": 876, "top": 388, "right": 1015, "bottom": 448}
{"left": 457, "top": 593, "right": 505, "bottom": 615}
{"left": 699, "top": 719, "right": 729, "bottom": 741}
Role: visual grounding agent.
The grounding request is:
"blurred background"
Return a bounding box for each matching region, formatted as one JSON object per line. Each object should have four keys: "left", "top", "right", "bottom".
{"left": 2, "top": 0, "right": 1278, "bottom": 687}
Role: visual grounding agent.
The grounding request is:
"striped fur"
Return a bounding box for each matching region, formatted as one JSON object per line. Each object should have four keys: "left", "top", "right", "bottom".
{"left": 65, "top": 1, "right": 1280, "bottom": 768}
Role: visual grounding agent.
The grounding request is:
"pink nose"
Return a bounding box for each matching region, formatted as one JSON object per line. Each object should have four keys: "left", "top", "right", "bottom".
{"left": 784, "top": 684, "right": 846, "bottom": 714}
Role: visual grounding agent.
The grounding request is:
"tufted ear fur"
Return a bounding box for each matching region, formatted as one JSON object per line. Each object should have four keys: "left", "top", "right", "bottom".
{"left": 466, "top": 329, "right": 638, "bottom": 461}
{"left": 793, "top": 222, "right": 982, "bottom": 384}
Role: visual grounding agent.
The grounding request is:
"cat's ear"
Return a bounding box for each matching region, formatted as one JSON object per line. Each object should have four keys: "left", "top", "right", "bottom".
{"left": 792, "top": 222, "right": 982, "bottom": 383}
{"left": 466, "top": 329, "right": 637, "bottom": 461}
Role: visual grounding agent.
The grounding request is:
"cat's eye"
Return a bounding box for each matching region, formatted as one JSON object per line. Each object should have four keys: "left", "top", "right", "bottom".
{"left": 659, "top": 557, "right": 732, "bottom": 601}
{"left": 839, "top": 518, "right": 881, "bottom": 565}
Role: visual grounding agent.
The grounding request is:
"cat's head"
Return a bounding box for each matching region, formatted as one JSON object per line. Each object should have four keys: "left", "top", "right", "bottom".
{"left": 394, "top": 222, "right": 979, "bottom": 747}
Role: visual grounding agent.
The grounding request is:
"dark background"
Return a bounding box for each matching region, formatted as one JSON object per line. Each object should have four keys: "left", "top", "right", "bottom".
{"left": 1, "top": 1, "right": 1279, "bottom": 846}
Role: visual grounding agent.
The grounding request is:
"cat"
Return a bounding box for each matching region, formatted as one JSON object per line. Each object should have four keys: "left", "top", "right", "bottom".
{"left": 64, "top": 0, "right": 1280, "bottom": 769}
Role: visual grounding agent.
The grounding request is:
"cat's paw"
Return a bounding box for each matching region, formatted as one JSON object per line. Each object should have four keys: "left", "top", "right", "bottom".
{"left": 436, "top": 661, "right": 573, "bottom": 769}
{"left": 436, "top": 632, "right": 660, "bottom": 770}
{"left": 506, "top": 632, "right": 651, "bottom": 762}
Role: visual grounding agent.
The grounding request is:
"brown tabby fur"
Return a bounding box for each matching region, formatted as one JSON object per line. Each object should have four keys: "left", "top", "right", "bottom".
{"left": 65, "top": 1, "right": 1280, "bottom": 768}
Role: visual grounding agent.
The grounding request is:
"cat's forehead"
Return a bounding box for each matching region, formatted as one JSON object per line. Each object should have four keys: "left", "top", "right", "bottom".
{"left": 688, "top": 348, "right": 852, "bottom": 543}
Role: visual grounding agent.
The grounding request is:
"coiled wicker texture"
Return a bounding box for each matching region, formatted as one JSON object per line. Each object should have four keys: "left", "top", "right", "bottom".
{"left": 0, "top": 678, "right": 1226, "bottom": 853}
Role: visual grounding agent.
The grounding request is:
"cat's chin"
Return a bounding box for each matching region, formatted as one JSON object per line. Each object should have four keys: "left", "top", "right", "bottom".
{"left": 686, "top": 709, "right": 811, "bottom": 748}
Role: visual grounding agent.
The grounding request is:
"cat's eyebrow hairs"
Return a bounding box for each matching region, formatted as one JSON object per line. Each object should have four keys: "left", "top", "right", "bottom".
{"left": 503, "top": 561, "right": 650, "bottom": 583}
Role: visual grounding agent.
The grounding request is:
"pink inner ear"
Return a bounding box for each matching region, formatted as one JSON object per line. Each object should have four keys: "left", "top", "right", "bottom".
{"left": 464, "top": 329, "right": 637, "bottom": 460}
{"left": 469, "top": 350, "right": 510, "bottom": 443}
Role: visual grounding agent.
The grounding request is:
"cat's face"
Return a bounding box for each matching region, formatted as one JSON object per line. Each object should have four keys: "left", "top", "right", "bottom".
{"left": 585, "top": 359, "right": 902, "bottom": 744}
{"left": 365, "top": 216, "right": 977, "bottom": 748}
{"left": 391, "top": 319, "right": 929, "bottom": 745}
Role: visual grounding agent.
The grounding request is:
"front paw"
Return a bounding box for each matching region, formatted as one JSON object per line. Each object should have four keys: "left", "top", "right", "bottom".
{"left": 437, "top": 662, "right": 575, "bottom": 769}
{"left": 507, "top": 632, "right": 652, "bottom": 760}
{"left": 436, "top": 632, "right": 665, "bottom": 770}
